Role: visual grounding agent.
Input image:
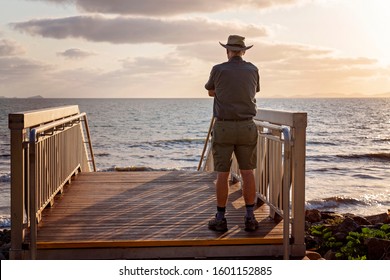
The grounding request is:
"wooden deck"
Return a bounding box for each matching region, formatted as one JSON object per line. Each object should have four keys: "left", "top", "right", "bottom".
{"left": 32, "top": 171, "right": 285, "bottom": 259}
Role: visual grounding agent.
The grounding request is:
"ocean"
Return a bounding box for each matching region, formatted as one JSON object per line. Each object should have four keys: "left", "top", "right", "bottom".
{"left": 1, "top": 98, "right": 389, "bottom": 228}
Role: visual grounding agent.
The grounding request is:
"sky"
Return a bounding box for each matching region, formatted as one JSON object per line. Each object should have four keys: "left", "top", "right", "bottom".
{"left": 1, "top": 0, "right": 390, "bottom": 98}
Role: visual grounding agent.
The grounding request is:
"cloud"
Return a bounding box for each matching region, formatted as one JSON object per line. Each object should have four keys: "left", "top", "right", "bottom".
{"left": 120, "top": 56, "right": 189, "bottom": 74}
{"left": 0, "top": 57, "right": 52, "bottom": 86}
{"left": 176, "top": 40, "right": 390, "bottom": 97}
{"left": 177, "top": 41, "right": 331, "bottom": 63}
{"left": 0, "top": 39, "right": 26, "bottom": 56}
{"left": 57, "top": 48, "right": 95, "bottom": 59}
{"left": 11, "top": 15, "right": 267, "bottom": 44}
{"left": 27, "top": 0, "right": 303, "bottom": 15}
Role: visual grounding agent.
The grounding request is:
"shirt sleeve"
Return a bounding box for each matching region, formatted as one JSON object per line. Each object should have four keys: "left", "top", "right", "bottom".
{"left": 205, "top": 66, "right": 216, "bottom": 90}
{"left": 256, "top": 70, "right": 260, "bottom": 92}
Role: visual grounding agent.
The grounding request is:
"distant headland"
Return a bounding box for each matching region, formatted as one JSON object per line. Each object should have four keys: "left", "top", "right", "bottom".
{"left": 0, "top": 95, "right": 44, "bottom": 99}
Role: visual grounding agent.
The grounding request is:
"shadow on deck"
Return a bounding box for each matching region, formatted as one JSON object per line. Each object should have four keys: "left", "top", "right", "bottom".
{"left": 33, "top": 171, "right": 284, "bottom": 259}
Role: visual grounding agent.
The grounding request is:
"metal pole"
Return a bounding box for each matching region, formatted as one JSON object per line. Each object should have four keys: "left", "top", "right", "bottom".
{"left": 82, "top": 115, "right": 96, "bottom": 172}
{"left": 197, "top": 116, "right": 215, "bottom": 171}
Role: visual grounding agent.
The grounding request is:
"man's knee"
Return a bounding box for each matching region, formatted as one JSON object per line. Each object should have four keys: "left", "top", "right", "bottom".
{"left": 240, "top": 169, "right": 254, "bottom": 177}
{"left": 217, "top": 171, "right": 230, "bottom": 180}
{"left": 240, "top": 169, "right": 255, "bottom": 185}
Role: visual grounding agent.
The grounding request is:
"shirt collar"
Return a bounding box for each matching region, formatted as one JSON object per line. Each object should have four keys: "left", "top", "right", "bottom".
{"left": 229, "top": 56, "right": 243, "bottom": 62}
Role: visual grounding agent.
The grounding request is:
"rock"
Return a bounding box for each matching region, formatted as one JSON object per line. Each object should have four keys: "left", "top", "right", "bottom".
{"left": 364, "top": 213, "right": 389, "bottom": 224}
{"left": 305, "top": 235, "right": 319, "bottom": 250}
{"left": 336, "top": 217, "right": 360, "bottom": 233}
{"left": 306, "top": 209, "right": 322, "bottom": 223}
{"left": 321, "top": 211, "right": 343, "bottom": 220}
{"left": 334, "top": 231, "right": 347, "bottom": 241}
{"left": 351, "top": 215, "right": 371, "bottom": 226}
{"left": 365, "top": 238, "right": 390, "bottom": 260}
{"left": 373, "top": 223, "right": 385, "bottom": 229}
{"left": 0, "top": 243, "right": 10, "bottom": 260}
{"left": 0, "top": 229, "right": 11, "bottom": 244}
{"left": 305, "top": 250, "right": 323, "bottom": 260}
{"left": 324, "top": 250, "right": 338, "bottom": 260}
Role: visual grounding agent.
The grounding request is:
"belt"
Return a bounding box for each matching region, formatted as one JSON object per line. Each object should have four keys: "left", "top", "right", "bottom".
{"left": 216, "top": 117, "right": 253, "bottom": 122}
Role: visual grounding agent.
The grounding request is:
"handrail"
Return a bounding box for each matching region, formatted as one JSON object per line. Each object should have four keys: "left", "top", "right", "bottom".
{"left": 199, "top": 109, "right": 307, "bottom": 259}
{"left": 30, "top": 112, "right": 96, "bottom": 172}
{"left": 31, "top": 113, "right": 85, "bottom": 136}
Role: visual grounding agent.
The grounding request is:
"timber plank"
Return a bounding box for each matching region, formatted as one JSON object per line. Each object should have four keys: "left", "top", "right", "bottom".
{"left": 35, "top": 171, "right": 284, "bottom": 253}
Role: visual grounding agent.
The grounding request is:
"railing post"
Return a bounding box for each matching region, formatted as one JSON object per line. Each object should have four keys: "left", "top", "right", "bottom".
{"left": 290, "top": 113, "right": 307, "bottom": 256}
{"left": 282, "top": 128, "right": 291, "bottom": 260}
{"left": 29, "top": 129, "right": 37, "bottom": 260}
{"left": 9, "top": 128, "right": 26, "bottom": 260}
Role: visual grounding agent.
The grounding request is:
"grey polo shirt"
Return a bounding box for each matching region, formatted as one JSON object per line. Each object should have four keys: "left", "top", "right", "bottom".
{"left": 205, "top": 56, "right": 260, "bottom": 120}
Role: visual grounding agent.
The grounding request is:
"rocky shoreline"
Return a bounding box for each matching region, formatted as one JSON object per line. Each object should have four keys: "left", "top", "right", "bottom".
{"left": 0, "top": 228, "right": 11, "bottom": 260}
{"left": 304, "top": 210, "right": 390, "bottom": 260}
{"left": 1, "top": 210, "right": 389, "bottom": 260}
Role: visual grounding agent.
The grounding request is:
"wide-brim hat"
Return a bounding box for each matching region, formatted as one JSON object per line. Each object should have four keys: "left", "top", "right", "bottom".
{"left": 219, "top": 35, "right": 253, "bottom": 51}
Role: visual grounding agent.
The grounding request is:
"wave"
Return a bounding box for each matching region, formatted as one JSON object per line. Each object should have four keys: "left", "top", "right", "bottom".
{"left": 98, "top": 166, "right": 195, "bottom": 172}
{"left": 306, "top": 196, "right": 368, "bottom": 210}
{"left": 0, "top": 173, "right": 10, "bottom": 183}
{"left": 306, "top": 155, "right": 334, "bottom": 162}
{"left": 310, "top": 167, "right": 344, "bottom": 172}
{"left": 352, "top": 174, "right": 382, "bottom": 180}
{"left": 337, "top": 153, "right": 390, "bottom": 161}
{"left": 0, "top": 216, "right": 11, "bottom": 228}
{"left": 128, "top": 138, "right": 204, "bottom": 149}
{"left": 95, "top": 152, "right": 111, "bottom": 157}
{"left": 307, "top": 141, "right": 337, "bottom": 146}
{"left": 372, "top": 138, "right": 390, "bottom": 143}
{"left": 0, "top": 154, "right": 10, "bottom": 158}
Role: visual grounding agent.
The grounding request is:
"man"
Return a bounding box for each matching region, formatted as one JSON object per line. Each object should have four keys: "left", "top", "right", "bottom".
{"left": 205, "top": 35, "right": 260, "bottom": 232}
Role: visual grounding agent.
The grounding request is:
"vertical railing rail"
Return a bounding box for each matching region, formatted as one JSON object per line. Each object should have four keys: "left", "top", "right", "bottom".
{"left": 9, "top": 106, "right": 94, "bottom": 259}
{"left": 200, "top": 108, "right": 307, "bottom": 258}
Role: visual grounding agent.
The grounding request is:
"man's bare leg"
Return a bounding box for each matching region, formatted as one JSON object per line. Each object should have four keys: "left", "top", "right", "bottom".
{"left": 216, "top": 171, "right": 230, "bottom": 207}
{"left": 208, "top": 171, "right": 230, "bottom": 231}
{"left": 240, "top": 169, "right": 256, "bottom": 205}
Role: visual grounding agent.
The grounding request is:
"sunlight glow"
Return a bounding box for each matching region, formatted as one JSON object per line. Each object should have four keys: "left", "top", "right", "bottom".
{"left": 349, "top": 1, "right": 390, "bottom": 65}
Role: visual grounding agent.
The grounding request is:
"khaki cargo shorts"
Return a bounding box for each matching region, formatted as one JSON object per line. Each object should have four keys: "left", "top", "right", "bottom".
{"left": 212, "top": 119, "right": 258, "bottom": 172}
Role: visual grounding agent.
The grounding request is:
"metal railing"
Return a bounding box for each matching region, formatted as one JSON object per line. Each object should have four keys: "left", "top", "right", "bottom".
{"left": 9, "top": 106, "right": 95, "bottom": 259}
{"left": 29, "top": 112, "right": 95, "bottom": 259}
{"left": 199, "top": 109, "right": 307, "bottom": 259}
{"left": 254, "top": 120, "right": 292, "bottom": 259}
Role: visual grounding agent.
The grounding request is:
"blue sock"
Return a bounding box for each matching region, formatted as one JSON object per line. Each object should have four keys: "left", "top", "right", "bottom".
{"left": 245, "top": 204, "right": 255, "bottom": 219}
{"left": 216, "top": 206, "right": 226, "bottom": 221}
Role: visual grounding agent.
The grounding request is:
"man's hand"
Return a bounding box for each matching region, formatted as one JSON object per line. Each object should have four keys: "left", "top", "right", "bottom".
{"left": 208, "top": 90, "right": 216, "bottom": 97}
